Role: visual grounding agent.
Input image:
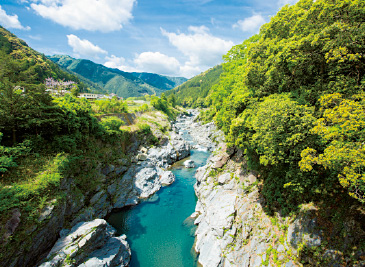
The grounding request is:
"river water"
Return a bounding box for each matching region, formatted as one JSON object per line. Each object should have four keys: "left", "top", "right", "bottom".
{"left": 107, "top": 126, "right": 210, "bottom": 267}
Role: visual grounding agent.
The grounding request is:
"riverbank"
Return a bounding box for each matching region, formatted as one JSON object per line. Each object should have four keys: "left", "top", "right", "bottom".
{"left": 1, "top": 110, "right": 191, "bottom": 267}
{"left": 192, "top": 120, "right": 365, "bottom": 267}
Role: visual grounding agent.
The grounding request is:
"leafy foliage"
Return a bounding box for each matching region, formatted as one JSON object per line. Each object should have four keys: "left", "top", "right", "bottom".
{"left": 300, "top": 93, "right": 365, "bottom": 202}
{"left": 100, "top": 116, "right": 124, "bottom": 132}
{"left": 150, "top": 93, "right": 178, "bottom": 120}
{"left": 93, "top": 97, "right": 128, "bottom": 114}
{"left": 0, "top": 133, "right": 31, "bottom": 173}
{"left": 0, "top": 153, "right": 67, "bottom": 213}
{"left": 196, "top": 0, "right": 365, "bottom": 210}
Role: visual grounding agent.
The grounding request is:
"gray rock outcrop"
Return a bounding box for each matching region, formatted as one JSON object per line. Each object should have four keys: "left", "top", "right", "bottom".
{"left": 192, "top": 123, "right": 328, "bottom": 267}
{"left": 184, "top": 160, "right": 196, "bottom": 168}
{"left": 2, "top": 114, "right": 192, "bottom": 267}
{"left": 39, "top": 219, "right": 130, "bottom": 267}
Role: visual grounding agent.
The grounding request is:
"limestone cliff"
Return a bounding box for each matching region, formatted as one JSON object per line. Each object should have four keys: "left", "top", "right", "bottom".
{"left": 191, "top": 120, "right": 365, "bottom": 267}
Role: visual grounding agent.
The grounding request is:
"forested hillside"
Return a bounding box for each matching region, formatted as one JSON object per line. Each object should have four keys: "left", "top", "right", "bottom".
{"left": 165, "top": 65, "right": 223, "bottom": 107}
{"left": 179, "top": 0, "right": 365, "bottom": 211}
{"left": 131, "top": 72, "right": 187, "bottom": 91}
{"left": 0, "top": 26, "right": 162, "bottom": 264}
{"left": 0, "top": 26, "right": 95, "bottom": 93}
{"left": 49, "top": 55, "right": 187, "bottom": 98}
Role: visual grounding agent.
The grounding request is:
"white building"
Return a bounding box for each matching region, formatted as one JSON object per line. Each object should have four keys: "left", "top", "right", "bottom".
{"left": 78, "top": 93, "right": 100, "bottom": 100}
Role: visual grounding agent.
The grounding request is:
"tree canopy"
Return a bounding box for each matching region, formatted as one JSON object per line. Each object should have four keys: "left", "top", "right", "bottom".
{"left": 196, "top": 0, "right": 365, "bottom": 208}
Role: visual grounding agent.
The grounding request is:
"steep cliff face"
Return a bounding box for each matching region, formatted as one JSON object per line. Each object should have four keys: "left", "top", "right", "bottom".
{"left": 2, "top": 116, "right": 191, "bottom": 267}
{"left": 191, "top": 124, "right": 365, "bottom": 267}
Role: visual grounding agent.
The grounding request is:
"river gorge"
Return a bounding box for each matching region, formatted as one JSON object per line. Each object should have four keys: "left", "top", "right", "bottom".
{"left": 106, "top": 114, "right": 212, "bottom": 267}
{"left": 30, "top": 111, "right": 364, "bottom": 267}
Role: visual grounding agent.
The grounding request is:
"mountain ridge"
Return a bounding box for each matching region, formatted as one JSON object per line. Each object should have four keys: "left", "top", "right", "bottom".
{"left": 49, "top": 55, "right": 187, "bottom": 98}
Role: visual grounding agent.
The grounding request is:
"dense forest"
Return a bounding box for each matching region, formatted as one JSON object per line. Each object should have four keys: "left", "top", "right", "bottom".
{"left": 165, "top": 65, "right": 222, "bottom": 107}
{"left": 178, "top": 0, "right": 365, "bottom": 212}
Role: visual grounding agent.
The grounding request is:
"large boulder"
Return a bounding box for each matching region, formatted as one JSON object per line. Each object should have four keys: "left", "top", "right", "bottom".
{"left": 184, "top": 160, "right": 196, "bottom": 168}
{"left": 160, "top": 171, "right": 175, "bottom": 186}
{"left": 134, "top": 167, "right": 161, "bottom": 198}
{"left": 39, "top": 219, "right": 131, "bottom": 267}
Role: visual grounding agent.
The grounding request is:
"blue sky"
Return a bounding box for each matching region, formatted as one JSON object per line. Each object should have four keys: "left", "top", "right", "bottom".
{"left": 0, "top": 0, "right": 299, "bottom": 78}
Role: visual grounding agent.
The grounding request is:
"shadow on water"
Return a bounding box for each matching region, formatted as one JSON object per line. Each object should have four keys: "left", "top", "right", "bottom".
{"left": 107, "top": 204, "right": 148, "bottom": 238}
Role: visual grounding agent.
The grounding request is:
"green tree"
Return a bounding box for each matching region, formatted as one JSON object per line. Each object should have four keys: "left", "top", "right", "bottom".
{"left": 168, "top": 94, "right": 176, "bottom": 107}
{"left": 300, "top": 93, "right": 365, "bottom": 202}
{"left": 100, "top": 116, "right": 124, "bottom": 132}
{"left": 0, "top": 132, "right": 31, "bottom": 173}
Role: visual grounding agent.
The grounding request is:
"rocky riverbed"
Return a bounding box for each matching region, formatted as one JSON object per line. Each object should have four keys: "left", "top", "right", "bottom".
{"left": 7, "top": 110, "right": 364, "bottom": 267}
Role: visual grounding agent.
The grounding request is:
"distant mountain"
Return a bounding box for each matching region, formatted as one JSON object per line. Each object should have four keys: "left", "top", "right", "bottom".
{"left": 0, "top": 26, "right": 93, "bottom": 92}
{"left": 165, "top": 65, "right": 223, "bottom": 107}
{"left": 131, "top": 72, "right": 187, "bottom": 91}
{"left": 49, "top": 55, "right": 187, "bottom": 98}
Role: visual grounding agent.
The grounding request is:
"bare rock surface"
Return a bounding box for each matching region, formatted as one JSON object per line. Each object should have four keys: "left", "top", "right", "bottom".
{"left": 191, "top": 118, "right": 332, "bottom": 267}
{"left": 39, "top": 219, "right": 130, "bottom": 267}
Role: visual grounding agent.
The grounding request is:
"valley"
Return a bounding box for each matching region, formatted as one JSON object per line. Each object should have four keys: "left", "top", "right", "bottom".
{"left": 1, "top": 0, "right": 365, "bottom": 266}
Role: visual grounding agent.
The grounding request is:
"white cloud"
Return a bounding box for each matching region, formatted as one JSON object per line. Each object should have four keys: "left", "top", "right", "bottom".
{"left": 104, "top": 52, "right": 181, "bottom": 76}
{"left": 103, "top": 26, "right": 234, "bottom": 78}
{"left": 104, "top": 55, "right": 139, "bottom": 72}
{"left": 161, "top": 26, "right": 234, "bottom": 69}
{"left": 0, "top": 5, "right": 30, "bottom": 30}
{"left": 233, "top": 14, "right": 266, "bottom": 33}
{"left": 104, "top": 55, "right": 127, "bottom": 69}
{"left": 30, "top": 0, "right": 136, "bottom": 32}
{"left": 67, "top": 34, "right": 107, "bottom": 58}
{"left": 179, "top": 65, "right": 203, "bottom": 79}
{"left": 134, "top": 52, "right": 181, "bottom": 76}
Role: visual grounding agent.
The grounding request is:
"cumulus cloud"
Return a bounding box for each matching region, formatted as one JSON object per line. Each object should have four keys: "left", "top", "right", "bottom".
{"left": 104, "top": 52, "right": 181, "bottom": 76}
{"left": 0, "top": 5, "right": 30, "bottom": 30}
{"left": 104, "top": 55, "right": 127, "bottom": 69}
{"left": 30, "top": 0, "right": 136, "bottom": 32}
{"left": 104, "top": 55, "right": 139, "bottom": 72}
{"left": 179, "top": 65, "right": 203, "bottom": 79}
{"left": 233, "top": 14, "right": 266, "bottom": 33}
{"left": 161, "top": 26, "right": 234, "bottom": 69}
{"left": 104, "top": 26, "right": 234, "bottom": 78}
{"left": 134, "top": 52, "right": 181, "bottom": 76}
{"left": 67, "top": 34, "right": 107, "bottom": 58}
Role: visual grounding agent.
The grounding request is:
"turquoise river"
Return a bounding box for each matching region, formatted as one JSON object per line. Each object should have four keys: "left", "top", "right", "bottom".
{"left": 107, "top": 130, "right": 211, "bottom": 267}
